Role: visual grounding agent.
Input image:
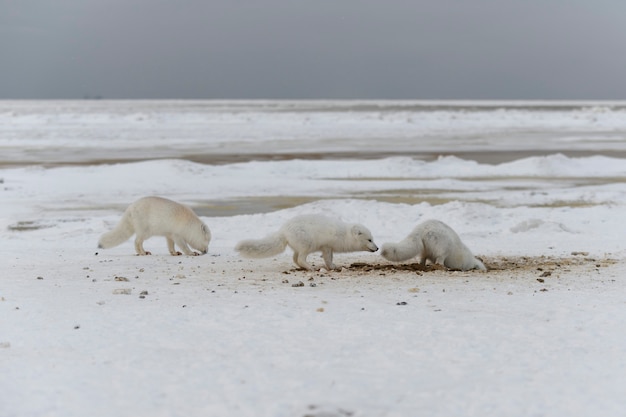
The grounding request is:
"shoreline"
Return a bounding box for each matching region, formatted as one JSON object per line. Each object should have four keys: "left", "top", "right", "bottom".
{"left": 2, "top": 149, "right": 626, "bottom": 168}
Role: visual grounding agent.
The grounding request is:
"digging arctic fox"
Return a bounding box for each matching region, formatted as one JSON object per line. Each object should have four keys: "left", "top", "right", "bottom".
{"left": 98, "top": 196, "right": 211, "bottom": 256}
{"left": 381, "top": 219, "right": 486, "bottom": 271}
{"left": 235, "top": 214, "right": 379, "bottom": 271}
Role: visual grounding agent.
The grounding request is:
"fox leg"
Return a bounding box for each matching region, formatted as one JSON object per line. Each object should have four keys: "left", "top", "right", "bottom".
{"left": 321, "top": 248, "right": 337, "bottom": 270}
{"left": 166, "top": 237, "right": 183, "bottom": 256}
{"left": 294, "top": 252, "right": 315, "bottom": 271}
{"left": 135, "top": 236, "right": 151, "bottom": 255}
{"left": 434, "top": 256, "right": 447, "bottom": 268}
{"left": 174, "top": 238, "right": 198, "bottom": 256}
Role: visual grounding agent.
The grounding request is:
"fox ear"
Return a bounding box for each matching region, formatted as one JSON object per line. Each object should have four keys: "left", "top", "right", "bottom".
{"left": 351, "top": 225, "right": 363, "bottom": 236}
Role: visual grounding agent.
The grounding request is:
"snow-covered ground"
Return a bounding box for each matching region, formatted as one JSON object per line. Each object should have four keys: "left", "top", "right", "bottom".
{"left": 1, "top": 101, "right": 625, "bottom": 417}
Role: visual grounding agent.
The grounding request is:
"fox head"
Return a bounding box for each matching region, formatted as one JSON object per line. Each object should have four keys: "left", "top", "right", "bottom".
{"left": 190, "top": 222, "right": 211, "bottom": 254}
{"left": 351, "top": 224, "right": 378, "bottom": 252}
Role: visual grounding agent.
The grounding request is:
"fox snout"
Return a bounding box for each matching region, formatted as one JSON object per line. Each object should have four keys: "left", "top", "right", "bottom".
{"left": 368, "top": 243, "right": 379, "bottom": 252}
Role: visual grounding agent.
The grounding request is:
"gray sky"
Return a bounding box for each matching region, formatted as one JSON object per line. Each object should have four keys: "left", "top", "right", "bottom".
{"left": 2, "top": 0, "right": 626, "bottom": 100}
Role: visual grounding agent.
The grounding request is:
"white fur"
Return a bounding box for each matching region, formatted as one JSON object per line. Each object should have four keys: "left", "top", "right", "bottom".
{"left": 381, "top": 219, "right": 486, "bottom": 271}
{"left": 98, "top": 196, "right": 211, "bottom": 256}
{"left": 235, "top": 214, "right": 379, "bottom": 271}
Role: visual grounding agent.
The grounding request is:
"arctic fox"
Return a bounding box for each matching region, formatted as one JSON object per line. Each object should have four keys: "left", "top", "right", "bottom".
{"left": 98, "top": 196, "right": 211, "bottom": 256}
{"left": 235, "top": 214, "right": 379, "bottom": 271}
{"left": 381, "top": 219, "right": 486, "bottom": 271}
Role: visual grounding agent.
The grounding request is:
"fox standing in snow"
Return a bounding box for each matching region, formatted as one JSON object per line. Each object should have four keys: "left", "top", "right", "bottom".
{"left": 381, "top": 219, "right": 486, "bottom": 271}
{"left": 98, "top": 196, "right": 211, "bottom": 256}
{"left": 235, "top": 214, "right": 379, "bottom": 271}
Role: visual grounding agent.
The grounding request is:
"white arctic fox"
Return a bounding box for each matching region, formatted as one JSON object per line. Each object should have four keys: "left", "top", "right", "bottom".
{"left": 235, "top": 214, "right": 379, "bottom": 271}
{"left": 98, "top": 196, "right": 211, "bottom": 256}
{"left": 381, "top": 219, "right": 486, "bottom": 271}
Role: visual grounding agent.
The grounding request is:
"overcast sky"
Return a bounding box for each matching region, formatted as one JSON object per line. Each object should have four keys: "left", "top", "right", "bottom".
{"left": 2, "top": 0, "right": 626, "bottom": 100}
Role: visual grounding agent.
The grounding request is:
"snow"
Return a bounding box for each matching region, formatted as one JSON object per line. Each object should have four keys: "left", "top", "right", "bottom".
{"left": 1, "top": 101, "right": 625, "bottom": 417}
